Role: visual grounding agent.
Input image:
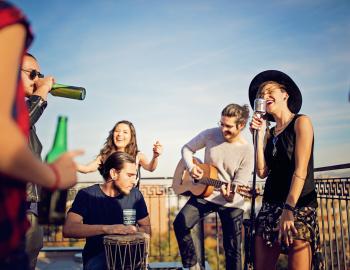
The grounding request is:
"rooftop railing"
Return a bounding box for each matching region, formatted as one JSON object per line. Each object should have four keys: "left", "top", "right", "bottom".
{"left": 41, "top": 164, "right": 350, "bottom": 270}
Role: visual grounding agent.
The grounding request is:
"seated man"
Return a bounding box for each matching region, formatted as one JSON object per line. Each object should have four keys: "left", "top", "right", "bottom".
{"left": 63, "top": 152, "right": 151, "bottom": 270}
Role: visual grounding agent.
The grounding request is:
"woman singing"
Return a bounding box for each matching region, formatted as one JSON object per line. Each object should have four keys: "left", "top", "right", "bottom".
{"left": 249, "top": 70, "right": 321, "bottom": 270}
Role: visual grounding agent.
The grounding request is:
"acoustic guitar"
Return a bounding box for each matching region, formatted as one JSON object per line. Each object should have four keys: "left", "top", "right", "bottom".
{"left": 172, "top": 157, "right": 259, "bottom": 199}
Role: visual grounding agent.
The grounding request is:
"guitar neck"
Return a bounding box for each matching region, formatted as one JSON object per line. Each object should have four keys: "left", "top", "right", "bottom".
{"left": 200, "top": 178, "right": 225, "bottom": 188}
{"left": 200, "top": 178, "right": 240, "bottom": 191}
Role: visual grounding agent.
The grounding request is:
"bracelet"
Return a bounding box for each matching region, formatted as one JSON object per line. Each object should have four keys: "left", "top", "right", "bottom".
{"left": 283, "top": 203, "right": 296, "bottom": 212}
{"left": 293, "top": 173, "right": 306, "bottom": 181}
{"left": 48, "top": 164, "right": 60, "bottom": 191}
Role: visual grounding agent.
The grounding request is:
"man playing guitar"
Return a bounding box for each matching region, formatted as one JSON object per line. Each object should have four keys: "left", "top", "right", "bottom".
{"left": 173, "top": 103, "right": 254, "bottom": 270}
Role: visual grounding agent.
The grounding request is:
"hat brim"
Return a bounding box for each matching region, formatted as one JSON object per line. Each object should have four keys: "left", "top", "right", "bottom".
{"left": 248, "top": 70, "right": 302, "bottom": 122}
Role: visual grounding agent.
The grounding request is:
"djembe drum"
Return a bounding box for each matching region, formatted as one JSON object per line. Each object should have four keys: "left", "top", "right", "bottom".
{"left": 104, "top": 232, "right": 150, "bottom": 270}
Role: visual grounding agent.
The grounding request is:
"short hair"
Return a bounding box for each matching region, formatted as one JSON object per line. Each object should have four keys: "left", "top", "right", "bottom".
{"left": 221, "top": 103, "right": 250, "bottom": 128}
{"left": 25, "top": 52, "right": 37, "bottom": 61}
{"left": 98, "top": 152, "right": 135, "bottom": 180}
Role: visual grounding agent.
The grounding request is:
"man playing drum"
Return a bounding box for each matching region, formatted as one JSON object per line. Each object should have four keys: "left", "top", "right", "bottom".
{"left": 63, "top": 152, "right": 151, "bottom": 270}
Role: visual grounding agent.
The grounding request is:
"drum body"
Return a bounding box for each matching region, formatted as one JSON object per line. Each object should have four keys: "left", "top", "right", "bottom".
{"left": 104, "top": 232, "right": 150, "bottom": 270}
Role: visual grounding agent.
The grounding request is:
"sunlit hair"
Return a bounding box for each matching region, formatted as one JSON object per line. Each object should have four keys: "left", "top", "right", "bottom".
{"left": 98, "top": 152, "right": 135, "bottom": 181}
{"left": 256, "top": 81, "right": 286, "bottom": 98}
{"left": 221, "top": 103, "right": 250, "bottom": 128}
{"left": 98, "top": 120, "right": 138, "bottom": 162}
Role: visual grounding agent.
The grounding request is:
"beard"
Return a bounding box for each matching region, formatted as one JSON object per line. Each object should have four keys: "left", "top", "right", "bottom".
{"left": 112, "top": 181, "right": 130, "bottom": 195}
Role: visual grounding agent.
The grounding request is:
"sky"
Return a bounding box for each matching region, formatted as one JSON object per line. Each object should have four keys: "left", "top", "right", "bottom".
{"left": 11, "top": 0, "right": 350, "bottom": 181}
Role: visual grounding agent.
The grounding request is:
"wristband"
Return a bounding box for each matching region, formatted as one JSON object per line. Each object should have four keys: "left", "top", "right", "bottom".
{"left": 48, "top": 164, "right": 60, "bottom": 191}
{"left": 283, "top": 203, "right": 295, "bottom": 212}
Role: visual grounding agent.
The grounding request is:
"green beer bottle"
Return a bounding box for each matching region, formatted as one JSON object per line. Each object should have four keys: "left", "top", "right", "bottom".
{"left": 39, "top": 116, "right": 68, "bottom": 225}
{"left": 50, "top": 83, "right": 86, "bottom": 100}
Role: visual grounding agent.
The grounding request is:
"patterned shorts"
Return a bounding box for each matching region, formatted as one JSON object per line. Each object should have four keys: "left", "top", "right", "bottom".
{"left": 256, "top": 201, "right": 320, "bottom": 255}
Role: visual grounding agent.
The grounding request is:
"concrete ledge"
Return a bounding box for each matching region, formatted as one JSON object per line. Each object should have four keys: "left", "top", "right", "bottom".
{"left": 41, "top": 246, "right": 83, "bottom": 252}
{"left": 148, "top": 261, "right": 211, "bottom": 270}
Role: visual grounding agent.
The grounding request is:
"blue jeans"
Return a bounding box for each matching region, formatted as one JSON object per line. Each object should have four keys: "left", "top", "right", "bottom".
{"left": 84, "top": 252, "right": 107, "bottom": 270}
{"left": 173, "top": 196, "right": 243, "bottom": 270}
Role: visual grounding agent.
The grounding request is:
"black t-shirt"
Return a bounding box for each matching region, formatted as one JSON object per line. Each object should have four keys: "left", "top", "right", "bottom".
{"left": 263, "top": 114, "right": 317, "bottom": 207}
{"left": 68, "top": 184, "right": 149, "bottom": 264}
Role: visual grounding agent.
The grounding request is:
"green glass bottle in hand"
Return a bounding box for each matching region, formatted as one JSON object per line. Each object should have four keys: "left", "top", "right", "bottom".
{"left": 50, "top": 83, "right": 86, "bottom": 100}
{"left": 39, "top": 116, "right": 69, "bottom": 225}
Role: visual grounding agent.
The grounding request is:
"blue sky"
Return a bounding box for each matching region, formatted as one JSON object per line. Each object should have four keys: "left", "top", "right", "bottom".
{"left": 12, "top": 0, "right": 350, "bottom": 181}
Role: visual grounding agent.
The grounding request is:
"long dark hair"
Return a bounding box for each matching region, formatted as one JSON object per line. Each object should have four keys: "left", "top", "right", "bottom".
{"left": 98, "top": 120, "right": 139, "bottom": 163}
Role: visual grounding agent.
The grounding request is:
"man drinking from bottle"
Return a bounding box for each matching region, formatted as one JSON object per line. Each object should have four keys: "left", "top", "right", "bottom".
{"left": 21, "top": 53, "right": 55, "bottom": 270}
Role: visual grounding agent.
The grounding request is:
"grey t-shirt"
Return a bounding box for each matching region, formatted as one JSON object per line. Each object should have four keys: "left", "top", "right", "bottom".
{"left": 183, "top": 127, "right": 254, "bottom": 209}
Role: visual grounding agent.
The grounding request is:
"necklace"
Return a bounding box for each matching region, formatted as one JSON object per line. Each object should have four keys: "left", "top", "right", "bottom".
{"left": 274, "top": 114, "right": 295, "bottom": 136}
{"left": 272, "top": 114, "right": 295, "bottom": 157}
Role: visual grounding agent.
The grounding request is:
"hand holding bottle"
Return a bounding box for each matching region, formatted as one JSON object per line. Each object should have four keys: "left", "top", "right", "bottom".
{"left": 39, "top": 116, "right": 83, "bottom": 224}
{"left": 34, "top": 75, "right": 55, "bottom": 100}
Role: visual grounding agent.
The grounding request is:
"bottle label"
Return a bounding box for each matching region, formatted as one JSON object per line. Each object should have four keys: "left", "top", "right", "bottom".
{"left": 123, "top": 209, "right": 136, "bottom": 225}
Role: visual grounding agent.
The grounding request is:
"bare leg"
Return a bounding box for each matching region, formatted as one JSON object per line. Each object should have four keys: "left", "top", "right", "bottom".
{"left": 288, "top": 240, "right": 312, "bottom": 270}
{"left": 255, "top": 236, "right": 280, "bottom": 270}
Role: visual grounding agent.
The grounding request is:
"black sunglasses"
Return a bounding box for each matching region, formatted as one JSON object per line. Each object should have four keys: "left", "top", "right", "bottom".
{"left": 21, "top": 68, "right": 44, "bottom": 80}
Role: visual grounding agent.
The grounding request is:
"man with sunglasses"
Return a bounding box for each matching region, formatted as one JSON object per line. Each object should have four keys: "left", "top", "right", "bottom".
{"left": 173, "top": 103, "right": 254, "bottom": 270}
{"left": 21, "top": 53, "right": 55, "bottom": 270}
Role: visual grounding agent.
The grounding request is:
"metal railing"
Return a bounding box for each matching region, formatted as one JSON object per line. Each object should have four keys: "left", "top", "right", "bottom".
{"left": 41, "top": 164, "right": 350, "bottom": 270}
{"left": 314, "top": 164, "right": 350, "bottom": 270}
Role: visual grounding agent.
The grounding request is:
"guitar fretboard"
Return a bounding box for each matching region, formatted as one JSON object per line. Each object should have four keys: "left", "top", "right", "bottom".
{"left": 198, "top": 178, "right": 240, "bottom": 191}
{"left": 200, "top": 178, "right": 225, "bottom": 188}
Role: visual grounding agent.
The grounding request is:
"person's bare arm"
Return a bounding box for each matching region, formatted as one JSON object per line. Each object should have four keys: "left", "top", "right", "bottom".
{"left": 63, "top": 212, "right": 138, "bottom": 238}
{"left": 279, "top": 115, "right": 314, "bottom": 246}
{"left": 139, "top": 141, "right": 162, "bottom": 172}
{"left": 137, "top": 216, "right": 151, "bottom": 235}
{"left": 0, "top": 24, "right": 82, "bottom": 189}
{"left": 285, "top": 116, "right": 313, "bottom": 207}
{"left": 77, "top": 156, "right": 101, "bottom": 173}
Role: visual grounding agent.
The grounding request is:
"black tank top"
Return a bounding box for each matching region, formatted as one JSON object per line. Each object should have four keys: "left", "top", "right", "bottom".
{"left": 263, "top": 114, "right": 317, "bottom": 207}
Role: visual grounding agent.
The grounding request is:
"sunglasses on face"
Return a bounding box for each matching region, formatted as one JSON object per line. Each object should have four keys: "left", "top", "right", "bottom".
{"left": 21, "top": 68, "right": 44, "bottom": 80}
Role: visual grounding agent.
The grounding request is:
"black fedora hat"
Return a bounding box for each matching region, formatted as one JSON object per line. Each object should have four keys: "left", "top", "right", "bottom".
{"left": 248, "top": 70, "right": 302, "bottom": 122}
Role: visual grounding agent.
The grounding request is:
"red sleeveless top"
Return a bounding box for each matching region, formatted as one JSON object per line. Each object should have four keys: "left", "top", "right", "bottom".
{"left": 0, "top": 1, "right": 33, "bottom": 259}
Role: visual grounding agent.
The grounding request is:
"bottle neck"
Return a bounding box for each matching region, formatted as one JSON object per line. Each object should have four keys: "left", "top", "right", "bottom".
{"left": 53, "top": 117, "right": 67, "bottom": 149}
{"left": 46, "top": 117, "right": 67, "bottom": 163}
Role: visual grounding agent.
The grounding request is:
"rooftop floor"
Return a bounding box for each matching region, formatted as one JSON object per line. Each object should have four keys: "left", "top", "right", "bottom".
{"left": 36, "top": 251, "right": 82, "bottom": 270}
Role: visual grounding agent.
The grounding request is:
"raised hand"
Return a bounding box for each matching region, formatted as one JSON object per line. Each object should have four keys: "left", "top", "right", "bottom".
{"left": 34, "top": 75, "right": 55, "bottom": 100}
{"left": 249, "top": 113, "right": 267, "bottom": 136}
{"left": 152, "top": 140, "right": 163, "bottom": 158}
